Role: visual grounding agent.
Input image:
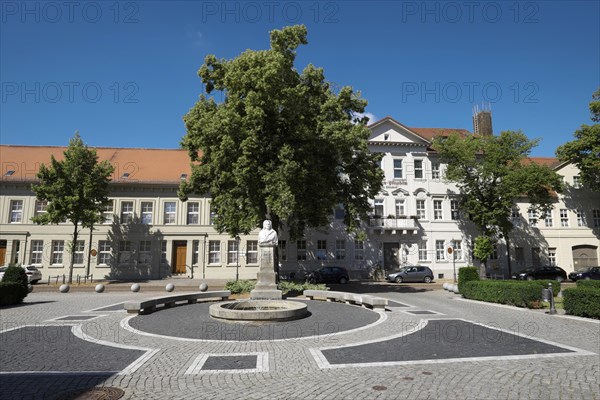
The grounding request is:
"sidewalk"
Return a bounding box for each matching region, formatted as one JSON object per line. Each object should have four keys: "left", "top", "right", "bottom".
{"left": 31, "top": 276, "right": 230, "bottom": 292}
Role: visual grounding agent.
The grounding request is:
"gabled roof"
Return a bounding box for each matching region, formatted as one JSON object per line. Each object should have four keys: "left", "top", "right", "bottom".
{"left": 524, "top": 157, "right": 563, "bottom": 170}
{"left": 0, "top": 145, "right": 192, "bottom": 184}
{"left": 368, "top": 116, "right": 472, "bottom": 150}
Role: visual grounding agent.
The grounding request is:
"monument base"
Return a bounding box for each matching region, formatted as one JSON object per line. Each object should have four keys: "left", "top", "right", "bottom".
{"left": 250, "top": 243, "right": 282, "bottom": 300}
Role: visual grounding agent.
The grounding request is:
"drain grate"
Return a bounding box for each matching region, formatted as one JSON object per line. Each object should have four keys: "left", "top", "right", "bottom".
{"left": 58, "top": 387, "right": 125, "bottom": 400}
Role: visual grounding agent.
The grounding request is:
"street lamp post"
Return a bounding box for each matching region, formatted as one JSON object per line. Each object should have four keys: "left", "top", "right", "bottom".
{"left": 235, "top": 235, "right": 240, "bottom": 282}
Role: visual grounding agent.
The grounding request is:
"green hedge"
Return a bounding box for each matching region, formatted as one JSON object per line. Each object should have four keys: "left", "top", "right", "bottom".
{"left": 0, "top": 281, "right": 28, "bottom": 306}
{"left": 224, "top": 279, "right": 256, "bottom": 294}
{"left": 576, "top": 280, "right": 600, "bottom": 289}
{"left": 461, "top": 280, "right": 559, "bottom": 308}
{"left": 1, "top": 265, "right": 28, "bottom": 287}
{"left": 563, "top": 287, "right": 600, "bottom": 319}
{"left": 458, "top": 266, "right": 479, "bottom": 292}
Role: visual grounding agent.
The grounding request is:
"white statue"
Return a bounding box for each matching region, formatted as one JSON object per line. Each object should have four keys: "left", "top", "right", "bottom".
{"left": 258, "top": 219, "right": 278, "bottom": 245}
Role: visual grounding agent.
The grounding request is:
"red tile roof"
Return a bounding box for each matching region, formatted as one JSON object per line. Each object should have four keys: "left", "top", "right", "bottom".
{"left": 0, "top": 145, "right": 193, "bottom": 184}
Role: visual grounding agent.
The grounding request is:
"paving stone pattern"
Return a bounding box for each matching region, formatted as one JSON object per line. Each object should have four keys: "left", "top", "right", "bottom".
{"left": 0, "top": 288, "right": 598, "bottom": 399}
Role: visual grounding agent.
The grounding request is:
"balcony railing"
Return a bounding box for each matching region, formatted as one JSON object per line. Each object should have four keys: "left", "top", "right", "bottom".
{"left": 368, "top": 217, "right": 418, "bottom": 229}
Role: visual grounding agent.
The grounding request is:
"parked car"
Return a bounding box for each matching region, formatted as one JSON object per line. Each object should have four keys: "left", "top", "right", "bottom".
{"left": 306, "top": 266, "right": 349, "bottom": 284}
{"left": 511, "top": 266, "right": 567, "bottom": 282}
{"left": 22, "top": 265, "right": 42, "bottom": 284}
{"left": 387, "top": 266, "right": 434, "bottom": 283}
{"left": 568, "top": 266, "right": 600, "bottom": 281}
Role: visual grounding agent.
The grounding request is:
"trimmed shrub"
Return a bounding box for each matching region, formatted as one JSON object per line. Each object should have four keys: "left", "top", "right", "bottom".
{"left": 576, "top": 280, "right": 600, "bottom": 289}
{"left": 278, "top": 281, "right": 328, "bottom": 296}
{"left": 224, "top": 279, "right": 256, "bottom": 294}
{"left": 1, "top": 264, "right": 28, "bottom": 287}
{"left": 458, "top": 266, "right": 479, "bottom": 292}
{"left": 0, "top": 281, "right": 28, "bottom": 306}
{"left": 563, "top": 287, "right": 600, "bottom": 319}
{"left": 461, "top": 280, "right": 550, "bottom": 308}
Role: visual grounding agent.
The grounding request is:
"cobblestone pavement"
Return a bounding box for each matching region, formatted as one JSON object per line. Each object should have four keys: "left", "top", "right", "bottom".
{"left": 0, "top": 284, "right": 598, "bottom": 400}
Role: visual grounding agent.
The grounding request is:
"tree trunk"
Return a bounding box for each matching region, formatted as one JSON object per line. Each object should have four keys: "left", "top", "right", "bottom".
{"left": 68, "top": 223, "right": 78, "bottom": 284}
{"left": 506, "top": 236, "right": 512, "bottom": 279}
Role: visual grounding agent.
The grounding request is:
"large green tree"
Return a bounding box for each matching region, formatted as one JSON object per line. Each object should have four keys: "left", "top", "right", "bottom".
{"left": 179, "top": 25, "right": 383, "bottom": 239}
{"left": 32, "top": 133, "right": 114, "bottom": 283}
{"left": 433, "top": 130, "right": 563, "bottom": 277}
{"left": 556, "top": 88, "right": 600, "bottom": 191}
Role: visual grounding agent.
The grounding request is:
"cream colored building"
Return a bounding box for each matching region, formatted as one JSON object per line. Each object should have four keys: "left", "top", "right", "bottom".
{"left": 1, "top": 118, "right": 598, "bottom": 282}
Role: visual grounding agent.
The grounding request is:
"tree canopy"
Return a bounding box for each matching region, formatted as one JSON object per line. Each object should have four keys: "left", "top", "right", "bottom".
{"left": 32, "top": 133, "right": 114, "bottom": 283}
{"left": 556, "top": 88, "right": 600, "bottom": 191}
{"left": 433, "top": 130, "right": 563, "bottom": 276}
{"left": 179, "top": 25, "right": 383, "bottom": 239}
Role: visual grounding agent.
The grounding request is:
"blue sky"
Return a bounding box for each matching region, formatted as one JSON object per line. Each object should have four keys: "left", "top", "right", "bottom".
{"left": 1, "top": 1, "right": 598, "bottom": 157}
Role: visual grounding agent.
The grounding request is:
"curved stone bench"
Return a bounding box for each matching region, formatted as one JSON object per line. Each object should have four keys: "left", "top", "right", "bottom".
{"left": 124, "top": 290, "right": 231, "bottom": 315}
{"left": 303, "top": 290, "right": 387, "bottom": 310}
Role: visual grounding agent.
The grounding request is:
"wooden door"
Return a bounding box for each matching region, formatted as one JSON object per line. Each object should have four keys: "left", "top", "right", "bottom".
{"left": 0, "top": 240, "right": 6, "bottom": 265}
{"left": 172, "top": 241, "right": 187, "bottom": 274}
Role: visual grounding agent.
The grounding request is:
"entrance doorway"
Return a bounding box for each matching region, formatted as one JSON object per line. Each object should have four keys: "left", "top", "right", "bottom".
{"left": 572, "top": 245, "right": 598, "bottom": 269}
{"left": 0, "top": 240, "right": 6, "bottom": 265}
{"left": 383, "top": 242, "right": 400, "bottom": 271}
{"left": 172, "top": 241, "right": 187, "bottom": 274}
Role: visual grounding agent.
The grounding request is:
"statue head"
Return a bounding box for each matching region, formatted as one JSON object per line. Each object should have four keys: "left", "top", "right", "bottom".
{"left": 263, "top": 220, "right": 272, "bottom": 230}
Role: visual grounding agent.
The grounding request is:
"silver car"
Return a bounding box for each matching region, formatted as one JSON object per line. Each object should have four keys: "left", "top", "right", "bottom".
{"left": 387, "top": 266, "right": 434, "bottom": 283}
{"left": 22, "top": 265, "right": 42, "bottom": 284}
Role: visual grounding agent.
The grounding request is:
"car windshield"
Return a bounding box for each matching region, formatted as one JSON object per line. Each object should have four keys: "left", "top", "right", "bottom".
{"left": 575, "top": 267, "right": 590, "bottom": 272}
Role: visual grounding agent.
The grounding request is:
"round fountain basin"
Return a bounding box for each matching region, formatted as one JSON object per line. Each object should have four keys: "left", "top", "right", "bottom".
{"left": 209, "top": 300, "right": 308, "bottom": 321}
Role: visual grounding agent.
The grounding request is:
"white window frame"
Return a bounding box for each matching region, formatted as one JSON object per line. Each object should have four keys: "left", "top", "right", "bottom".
{"left": 354, "top": 240, "right": 364, "bottom": 260}
{"left": 593, "top": 209, "right": 600, "bottom": 227}
{"left": 451, "top": 200, "right": 459, "bottom": 220}
{"left": 73, "top": 240, "right": 85, "bottom": 265}
{"left": 374, "top": 199, "right": 384, "bottom": 217}
{"left": 139, "top": 240, "right": 151, "bottom": 264}
{"left": 34, "top": 200, "right": 48, "bottom": 217}
{"left": 560, "top": 209, "right": 569, "bottom": 227}
{"left": 98, "top": 241, "right": 111, "bottom": 265}
{"left": 576, "top": 210, "right": 586, "bottom": 227}
{"left": 418, "top": 241, "right": 428, "bottom": 261}
{"left": 163, "top": 202, "right": 176, "bottom": 224}
{"left": 393, "top": 159, "right": 403, "bottom": 179}
{"left": 51, "top": 240, "right": 64, "bottom": 265}
{"left": 141, "top": 202, "right": 153, "bottom": 224}
{"left": 435, "top": 240, "right": 445, "bottom": 261}
{"left": 414, "top": 159, "right": 424, "bottom": 179}
{"left": 395, "top": 199, "right": 405, "bottom": 217}
{"left": 297, "top": 240, "right": 307, "bottom": 261}
{"left": 573, "top": 175, "right": 581, "bottom": 189}
{"left": 120, "top": 201, "right": 134, "bottom": 224}
{"left": 433, "top": 200, "right": 443, "bottom": 220}
{"left": 548, "top": 248, "right": 557, "bottom": 266}
{"left": 227, "top": 240, "right": 239, "bottom": 265}
{"left": 247, "top": 241, "right": 258, "bottom": 264}
{"left": 316, "top": 240, "right": 327, "bottom": 260}
{"left": 208, "top": 240, "right": 221, "bottom": 264}
{"left": 102, "top": 200, "right": 114, "bottom": 224}
{"left": 30, "top": 240, "right": 43, "bottom": 264}
{"left": 187, "top": 202, "right": 200, "bottom": 224}
{"left": 9, "top": 200, "right": 23, "bottom": 223}
{"left": 452, "top": 240, "right": 463, "bottom": 261}
{"left": 528, "top": 209, "right": 537, "bottom": 226}
{"left": 431, "top": 163, "right": 440, "bottom": 179}
{"left": 335, "top": 240, "right": 345, "bottom": 260}
{"left": 545, "top": 211, "right": 554, "bottom": 227}
{"left": 416, "top": 200, "right": 426, "bottom": 219}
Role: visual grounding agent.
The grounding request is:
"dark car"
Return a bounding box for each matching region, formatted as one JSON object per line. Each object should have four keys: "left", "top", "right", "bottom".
{"left": 306, "top": 266, "right": 349, "bottom": 284}
{"left": 568, "top": 266, "right": 600, "bottom": 281}
{"left": 386, "top": 266, "right": 434, "bottom": 283}
{"left": 511, "top": 266, "right": 567, "bottom": 282}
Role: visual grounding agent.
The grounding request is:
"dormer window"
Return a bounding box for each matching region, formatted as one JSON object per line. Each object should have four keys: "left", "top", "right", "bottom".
{"left": 121, "top": 172, "right": 130, "bottom": 179}
{"left": 180, "top": 173, "right": 188, "bottom": 180}
{"left": 384, "top": 134, "right": 390, "bottom": 141}
{"left": 4, "top": 170, "right": 15, "bottom": 176}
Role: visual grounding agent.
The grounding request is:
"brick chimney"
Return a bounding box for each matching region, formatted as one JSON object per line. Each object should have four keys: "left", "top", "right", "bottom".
{"left": 472, "top": 104, "right": 493, "bottom": 136}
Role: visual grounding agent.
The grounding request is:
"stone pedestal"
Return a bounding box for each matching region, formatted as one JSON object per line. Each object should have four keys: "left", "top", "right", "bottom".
{"left": 250, "top": 243, "right": 282, "bottom": 300}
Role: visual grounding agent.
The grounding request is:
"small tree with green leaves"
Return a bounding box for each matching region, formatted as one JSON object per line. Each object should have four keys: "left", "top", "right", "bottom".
{"left": 434, "top": 130, "right": 563, "bottom": 278}
{"left": 32, "top": 133, "right": 114, "bottom": 284}
{"left": 556, "top": 88, "right": 600, "bottom": 191}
